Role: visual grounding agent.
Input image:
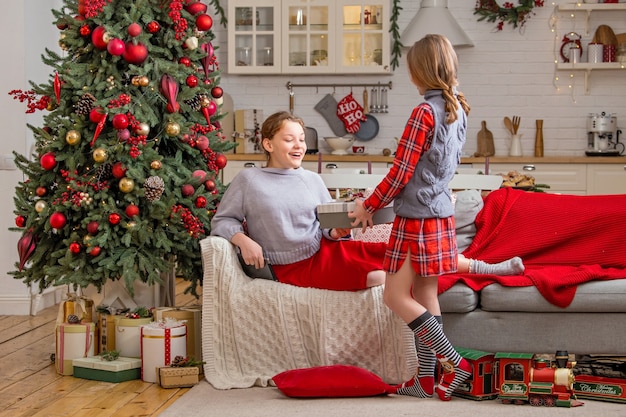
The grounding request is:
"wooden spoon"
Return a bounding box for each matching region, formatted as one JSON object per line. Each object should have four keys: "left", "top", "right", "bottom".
{"left": 504, "top": 117, "right": 514, "bottom": 134}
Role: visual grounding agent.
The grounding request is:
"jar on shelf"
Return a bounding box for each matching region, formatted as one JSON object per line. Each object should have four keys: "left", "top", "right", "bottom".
{"left": 263, "top": 47, "right": 273, "bottom": 66}
{"left": 237, "top": 47, "right": 251, "bottom": 66}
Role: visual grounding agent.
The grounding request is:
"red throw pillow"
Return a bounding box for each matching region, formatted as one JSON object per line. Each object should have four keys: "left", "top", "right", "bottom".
{"left": 272, "top": 365, "right": 396, "bottom": 398}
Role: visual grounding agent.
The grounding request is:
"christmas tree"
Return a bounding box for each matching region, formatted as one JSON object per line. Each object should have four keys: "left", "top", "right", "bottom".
{"left": 9, "top": 0, "right": 232, "bottom": 298}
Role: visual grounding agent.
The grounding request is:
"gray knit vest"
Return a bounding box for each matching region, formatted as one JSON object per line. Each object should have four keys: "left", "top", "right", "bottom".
{"left": 393, "top": 89, "right": 467, "bottom": 219}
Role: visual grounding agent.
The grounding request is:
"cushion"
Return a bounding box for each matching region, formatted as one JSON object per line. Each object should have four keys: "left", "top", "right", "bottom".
{"left": 454, "top": 190, "right": 483, "bottom": 253}
{"left": 272, "top": 365, "right": 396, "bottom": 398}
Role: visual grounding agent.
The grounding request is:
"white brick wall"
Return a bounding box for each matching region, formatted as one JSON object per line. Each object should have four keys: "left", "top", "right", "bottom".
{"left": 212, "top": 1, "right": 626, "bottom": 157}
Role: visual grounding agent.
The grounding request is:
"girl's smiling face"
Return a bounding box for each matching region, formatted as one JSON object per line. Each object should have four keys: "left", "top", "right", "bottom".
{"left": 262, "top": 120, "right": 307, "bottom": 169}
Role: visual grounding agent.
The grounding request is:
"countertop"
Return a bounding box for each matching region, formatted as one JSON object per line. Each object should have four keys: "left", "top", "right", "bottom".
{"left": 225, "top": 153, "right": 626, "bottom": 164}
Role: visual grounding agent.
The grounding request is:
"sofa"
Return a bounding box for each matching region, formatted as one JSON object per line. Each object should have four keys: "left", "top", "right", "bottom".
{"left": 200, "top": 187, "right": 626, "bottom": 389}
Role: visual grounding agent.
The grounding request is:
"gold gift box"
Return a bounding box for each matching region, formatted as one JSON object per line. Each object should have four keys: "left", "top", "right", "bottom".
{"left": 157, "top": 366, "right": 200, "bottom": 388}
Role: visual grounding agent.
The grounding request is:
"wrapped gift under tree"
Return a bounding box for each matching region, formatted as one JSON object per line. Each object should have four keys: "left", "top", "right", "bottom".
{"left": 141, "top": 318, "right": 187, "bottom": 383}
{"left": 55, "top": 322, "right": 95, "bottom": 375}
{"left": 73, "top": 351, "right": 141, "bottom": 383}
{"left": 115, "top": 307, "right": 153, "bottom": 358}
{"left": 154, "top": 306, "right": 202, "bottom": 362}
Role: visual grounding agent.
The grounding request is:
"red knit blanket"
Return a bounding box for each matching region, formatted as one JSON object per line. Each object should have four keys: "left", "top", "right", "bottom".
{"left": 439, "top": 188, "right": 626, "bottom": 308}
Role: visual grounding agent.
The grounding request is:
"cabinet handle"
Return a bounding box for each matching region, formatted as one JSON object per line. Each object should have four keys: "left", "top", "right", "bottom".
{"left": 243, "top": 162, "right": 256, "bottom": 168}
{"left": 325, "top": 163, "right": 338, "bottom": 169}
{"left": 522, "top": 165, "right": 536, "bottom": 171}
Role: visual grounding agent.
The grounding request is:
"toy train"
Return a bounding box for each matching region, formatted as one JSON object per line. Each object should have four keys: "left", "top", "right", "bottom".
{"left": 449, "top": 348, "right": 584, "bottom": 408}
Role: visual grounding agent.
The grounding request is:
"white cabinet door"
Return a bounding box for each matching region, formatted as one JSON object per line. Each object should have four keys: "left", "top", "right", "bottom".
{"left": 479, "top": 163, "right": 587, "bottom": 195}
{"left": 587, "top": 164, "right": 626, "bottom": 195}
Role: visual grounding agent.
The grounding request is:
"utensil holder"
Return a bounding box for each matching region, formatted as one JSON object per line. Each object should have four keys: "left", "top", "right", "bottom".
{"left": 509, "top": 134, "right": 523, "bottom": 157}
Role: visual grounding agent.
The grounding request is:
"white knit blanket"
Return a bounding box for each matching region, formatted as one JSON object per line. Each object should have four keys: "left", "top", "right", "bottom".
{"left": 200, "top": 236, "right": 417, "bottom": 389}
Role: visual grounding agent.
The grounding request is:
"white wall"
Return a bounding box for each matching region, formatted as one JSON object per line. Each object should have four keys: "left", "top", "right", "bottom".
{"left": 2, "top": 1, "right": 625, "bottom": 314}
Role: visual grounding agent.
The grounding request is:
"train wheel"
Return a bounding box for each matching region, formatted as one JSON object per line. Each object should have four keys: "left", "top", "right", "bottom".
{"left": 529, "top": 396, "right": 543, "bottom": 407}
{"left": 544, "top": 396, "right": 556, "bottom": 407}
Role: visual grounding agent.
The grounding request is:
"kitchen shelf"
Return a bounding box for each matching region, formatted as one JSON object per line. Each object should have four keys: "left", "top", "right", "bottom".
{"left": 558, "top": 3, "right": 626, "bottom": 34}
{"left": 557, "top": 62, "right": 626, "bottom": 94}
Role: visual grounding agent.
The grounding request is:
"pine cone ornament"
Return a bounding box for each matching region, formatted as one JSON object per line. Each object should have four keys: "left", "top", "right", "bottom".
{"left": 171, "top": 355, "right": 187, "bottom": 367}
{"left": 94, "top": 162, "right": 113, "bottom": 182}
{"left": 74, "top": 93, "right": 96, "bottom": 116}
{"left": 144, "top": 176, "right": 165, "bottom": 202}
{"left": 184, "top": 94, "right": 204, "bottom": 111}
{"left": 66, "top": 314, "right": 80, "bottom": 324}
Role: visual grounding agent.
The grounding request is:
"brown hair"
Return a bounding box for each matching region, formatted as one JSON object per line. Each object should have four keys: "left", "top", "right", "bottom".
{"left": 406, "top": 34, "right": 470, "bottom": 124}
{"left": 260, "top": 111, "right": 306, "bottom": 158}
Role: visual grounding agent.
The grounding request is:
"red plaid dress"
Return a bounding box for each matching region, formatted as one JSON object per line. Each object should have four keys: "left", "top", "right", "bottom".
{"left": 363, "top": 104, "right": 458, "bottom": 276}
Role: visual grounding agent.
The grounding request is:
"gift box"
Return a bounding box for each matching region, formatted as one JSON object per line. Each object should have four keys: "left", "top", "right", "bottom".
{"left": 56, "top": 293, "right": 94, "bottom": 324}
{"left": 154, "top": 306, "right": 202, "bottom": 361}
{"left": 98, "top": 313, "right": 125, "bottom": 355}
{"left": 55, "top": 323, "right": 95, "bottom": 375}
{"left": 141, "top": 321, "right": 187, "bottom": 383}
{"left": 156, "top": 366, "right": 200, "bottom": 388}
{"left": 73, "top": 356, "right": 141, "bottom": 383}
{"left": 115, "top": 317, "right": 153, "bottom": 358}
{"left": 317, "top": 201, "right": 394, "bottom": 229}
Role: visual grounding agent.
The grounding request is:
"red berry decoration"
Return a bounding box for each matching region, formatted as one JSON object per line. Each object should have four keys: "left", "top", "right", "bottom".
{"left": 49, "top": 212, "right": 67, "bottom": 230}
{"left": 40, "top": 152, "right": 57, "bottom": 170}
{"left": 186, "top": 74, "right": 199, "bottom": 88}
{"left": 111, "top": 162, "right": 127, "bottom": 179}
{"left": 89, "top": 246, "right": 101, "bottom": 256}
{"left": 178, "top": 57, "right": 191, "bottom": 67}
{"left": 185, "top": 1, "right": 208, "bottom": 15}
{"left": 123, "top": 41, "right": 148, "bottom": 65}
{"left": 127, "top": 22, "right": 142, "bottom": 37}
{"left": 195, "top": 196, "right": 207, "bottom": 208}
{"left": 79, "top": 25, "right": 91, "bottom": 37}
{"left": 92, "top": 26, "right": 108, "bottom": 50}
{"left": 196, "top": 14, "right": 213, "bottom": 31}
{"left": 204, "top": 179, "right": 216, "bottom": 192}
{"left": 87, "top": 221, "right": 99, "bottom": 234}
{"left": 112, "top": 114, "right": 129, "bottom": 129}
{"left": 215, "top": 153, "right": 228, "bottom": 169}
{"left": 125, "top": 204, "right": 140, "bottom": 217}
{"left": 181, "top": 184, "right": 195, "bottom": 197}
{"left": 107, "top": 38, "right": 126, "bottom": 56}
{"left": 69, "top": 242, "right": 81, "bottom": 254}
{"left": 147, "top": 21, "right": 160, "bottom": 34}
{"left": 108, "top": 213, "right": 121, "bottom": 225}
{"left": 15, "top": 215, "right": 26, "bottom": 228}
{"left": 211, "top": 86, "right": 223, "bottom": 99}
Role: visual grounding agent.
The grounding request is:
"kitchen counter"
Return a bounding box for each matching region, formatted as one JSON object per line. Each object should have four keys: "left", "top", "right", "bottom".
{"left": 226, "top": 153, "right": 626, "bottom": 164}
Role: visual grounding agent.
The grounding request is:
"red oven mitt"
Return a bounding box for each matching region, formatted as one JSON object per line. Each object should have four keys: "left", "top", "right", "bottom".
{"left": 336, "top": 93, "right": 366, "bottom": 134}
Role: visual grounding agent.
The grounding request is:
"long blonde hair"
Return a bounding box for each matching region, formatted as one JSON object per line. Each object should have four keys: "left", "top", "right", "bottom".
{"left": 407, "top": 34, "right": 470, "bottom": 124}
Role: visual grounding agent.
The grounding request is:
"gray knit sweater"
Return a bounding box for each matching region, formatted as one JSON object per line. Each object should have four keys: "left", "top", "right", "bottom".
{"left": 210, "top": 167, "right": 333, "bottom": 265}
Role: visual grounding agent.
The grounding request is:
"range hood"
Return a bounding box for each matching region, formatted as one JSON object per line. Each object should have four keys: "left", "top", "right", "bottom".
{"left": 401, "top": 0, "right": 473, "bottom": 48}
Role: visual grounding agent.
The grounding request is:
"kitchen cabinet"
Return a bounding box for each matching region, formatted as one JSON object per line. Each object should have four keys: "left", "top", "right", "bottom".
{"left": 228, "top": 0, "right": 390, "bottom": 74}
{"left": 555, "top": 3, "right": 626, "bottom": 94}
{"left": 586, "top": 163, "right": 626, "bottom": 195}
{"left": 476, "top": 163, "right": 587, "bottom": 195}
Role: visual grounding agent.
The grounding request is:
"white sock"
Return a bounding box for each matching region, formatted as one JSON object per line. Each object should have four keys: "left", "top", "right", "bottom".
{"left": 470, "top": 257, "right": 525, "bottom": 275}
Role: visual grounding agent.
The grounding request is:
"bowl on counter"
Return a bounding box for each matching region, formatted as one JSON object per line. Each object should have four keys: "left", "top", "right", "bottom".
{"left": 324, "top": 136, "right": 355, "bottom": 155}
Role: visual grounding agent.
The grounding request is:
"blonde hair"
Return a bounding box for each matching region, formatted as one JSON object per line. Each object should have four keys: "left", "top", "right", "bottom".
{"left": 407, "top": 34, "right": 470, "bottom": 124}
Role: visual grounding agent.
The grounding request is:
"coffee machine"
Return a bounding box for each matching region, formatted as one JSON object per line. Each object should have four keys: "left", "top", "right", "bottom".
{"left": 586, "top": 112, "right": 624, "bottom": 156}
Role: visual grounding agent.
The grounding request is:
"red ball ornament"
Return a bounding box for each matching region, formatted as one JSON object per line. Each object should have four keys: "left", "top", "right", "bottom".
{"left": 211, "top": 86, "right": 223, "bottom": 99}
{"left": 181, "top": 184, "right": 195, "bottom": 197}
{"left": 87, "top": 221, "right": 99, "bottom": 234}
{"left": 50, "top": 212, "right": 67, "bottom": 230}
{"left": 112, "top": 114, "right": 129, "bottom": 130}
{"left": 111, "top": 162, "right": 127, "bottom": 179}
{"left": 117, "top": 128, "right": 131, "bottom": 141}
{"left": 196, "top": 135, "right": 209, "bottom": 150}
{"left": 108, "top": 213, "right": 121, "bottom": 225}
{"left": 207, "top": 100, "right": 217, "bottom": 116}
{"left": 40, "top": 152, "right": 57, "bottom": 170}
{"left": 195, "top": 196, "right": 207, "bottom": 208}
{"left": 178, "top": 57, "right": 191, "bottom": 67}
{"left": 89, "top": 107, "right": 106, "bottom": 123}
{"left": 36, "top": 186, "right": 47, "bottom": 197}
{"left": 215, "top": 153, "right": 228, "bottom": 169}
{"left": 15, "top": 215, "right": 26, "bottom": 228}
{"left": 186, "top": 74, "right": 199, "bottom": 88}
{"left": 69, "top": 242, "right": 81, "bottom": 254}
{"left": 107, "top": 38, "right": 126, "bottom": 56}
{"left": 196, "top": 14, "right": 213, "bottom": 31}
{"left": 192, "top": 169, "right": 207, "bottom": 182}
{"left": 123, "top": 41, "right": 148, "bottom": 65}
{"left": 57, "top": 20, "right": 69, "bottom": 30}
{"left": 79, "top": 25, "right": 91, "bottom": 37}
{"left": 185, "top": 1, "right": 208, "bottom": 15}
{"left": 204, "top": 179, "right": 216, "bottom": 192}
{"left": 89, "top": 246, "right": 101, "bottom": 256}
{"left": 125, "top": 204, "right": 140, "bottom": 217}
{"left": 147, "top": 21, "right": 160, "bottom": 34}
{"left": 127, "top": 22, "right": 142, "bottom": 37}
{"left": 92, "top": 26, "right": 109, "bottom": 50}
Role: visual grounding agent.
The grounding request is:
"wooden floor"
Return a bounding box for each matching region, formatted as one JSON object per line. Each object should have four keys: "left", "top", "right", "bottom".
{"left": 0, "top": 279, "right": 201, "bottom": 417}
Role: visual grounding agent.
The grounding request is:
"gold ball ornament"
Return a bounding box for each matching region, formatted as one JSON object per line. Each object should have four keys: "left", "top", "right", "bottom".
{"left": 200, "top": 96, "right": 211, "bottom": 108}
{"left": 135, "top": 122, "right": 150, "bottom": 136}
{"left": 131, "top": 76, "right": 140, "bottom": 86}
{"left": 165, "top": 121, "right": 181, "bottom": 137}
{"left": 35, "top": 200, "right": 47, "bottom": 213}
{"left": 138, "top": 76, "right": 150, "bottom": 87}
{"left": 46, "top": 101, "right": 57, "bottom": 111}
{"left": 150, "top": 160, "right": 162, "bottom": 170}
{"left": 92, "top": 147, "right": 108, "bottom": 163}
{"left": 65, "top": 130, "right": 81, "bottom": 145}
{"left": 119, "top": 177, "right": 135, "bottom": 193}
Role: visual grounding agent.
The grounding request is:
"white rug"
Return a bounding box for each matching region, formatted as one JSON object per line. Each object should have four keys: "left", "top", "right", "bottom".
{"left": 158, "top": 379, "right": 626, "bottom": 417}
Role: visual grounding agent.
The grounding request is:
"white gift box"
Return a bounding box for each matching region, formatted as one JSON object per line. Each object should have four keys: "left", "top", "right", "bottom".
{"left": 141, "top": 321, "right": 187, "bottom": 383}
{"left": 317, "top": 201, "right": 394, "bottom": 229}
{"left": 55, "top": 323, "right": 95, "bottom": 375}
{"left": 115, "top": 317, "right": 153, "bottom": 358}
{"left": 154, "top": 306, "right": 202, "bottom": 361}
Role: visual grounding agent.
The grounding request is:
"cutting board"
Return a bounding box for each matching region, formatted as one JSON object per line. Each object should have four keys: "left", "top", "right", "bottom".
{"left": 475, "top": 120, "right": 495, "bottom": 157}
{"left": 314, "top": 94, "right": 348, "bottom": 137}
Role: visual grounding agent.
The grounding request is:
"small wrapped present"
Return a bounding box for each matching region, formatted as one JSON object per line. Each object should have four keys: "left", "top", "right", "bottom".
{"left": 97, "top": 313, "right": 125, "bottom": 355}
{"left": 56, "top": 293, "right": 94, "bottom": 324}
{"left": 73, "top": 356, "right": 141, "bottom": 383}
{"left": 154, "top": 306, "right": 202, "bottom": 361}
{"left": 115, "top": 315, "right": 153, "bottom": 358}
{"left": 141, "top": 319, "right": 187, "bottom": 383}
{"left": 157, "top": 366, "right": 200, "bottom": 388}
{"left": 55, "top": 322, "right": 95, "bottom": 375}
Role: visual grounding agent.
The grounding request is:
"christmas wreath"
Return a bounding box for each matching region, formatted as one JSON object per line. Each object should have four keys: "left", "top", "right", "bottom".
{"left": 474, "top": 0, "right": 544, "bottom": 31}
